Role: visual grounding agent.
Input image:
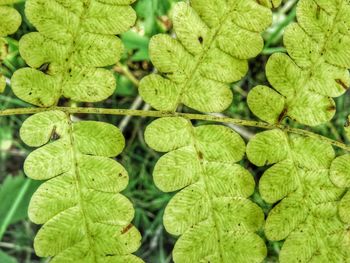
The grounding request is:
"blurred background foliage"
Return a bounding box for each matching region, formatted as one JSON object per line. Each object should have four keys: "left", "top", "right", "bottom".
{"left": 0, "top": 0, "right": 349, "bottom": 262}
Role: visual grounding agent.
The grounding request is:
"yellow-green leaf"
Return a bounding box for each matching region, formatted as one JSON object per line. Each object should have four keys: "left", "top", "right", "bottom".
{"left": 248, "top": 0, "right": 350, "bottom": 126}
{"left": 20, "top": 111, "right": 143, "bottom": 262}
{"left": 140, "top": 0, "right": 273, "bottom": 113}
{"left": 11, "top": 0, "right": 136, "bottom": 107}
{"left": 0, "top": 4, "right": 21, "bottom": 37}
{"left": 247, "top": 129, "right": 349, "bottom": 262}
{"left": 145, "top": 117, "right": 266, "bottom": 262}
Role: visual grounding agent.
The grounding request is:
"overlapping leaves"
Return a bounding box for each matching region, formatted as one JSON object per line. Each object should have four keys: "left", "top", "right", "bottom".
{"left": 248, "top": 0, "right": 350, "bottom": 126}
{"left": 20, "top": 111, "right": 143, "bottom": 263}
{"left": 247, "top": 129, "right": 349, "bottom": 262}
{"left": 0, "top": 0, "right": 21, "bottom": 93}
{"left": 139, "top": 0, "right": 273, "bottom": 113}
{"left": 145, "top": 117, "right": 266, "bottom": 263}
{"left": 11, "top": 0, "right": 136, "bottom": 107}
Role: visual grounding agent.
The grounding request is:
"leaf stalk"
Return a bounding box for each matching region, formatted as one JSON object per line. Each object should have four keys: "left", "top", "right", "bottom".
{"left": 1, "top": 106, "right": 349, "bottom": 151}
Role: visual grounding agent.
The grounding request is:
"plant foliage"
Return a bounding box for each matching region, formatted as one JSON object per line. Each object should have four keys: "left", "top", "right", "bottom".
{"left": 248, "top": 0, "right": 350, "bottom": 126}
{"left": 145, "top": 117, "right": 266, "bottom": 262}
{"left": 0, "top": 0, "right": 21, "bottom": 93}
{"left": 11, "top": 0, "right": 136, "bottom": 107}
{"left": 247, "top": 129, "right": 349, "bottom": 262}
{"left": 139, "top": 0, "right": 274, "bottom": 113}
{"left": 3, "top": 0, "right": 350, "bottom": 262}
{"left": 20, "top": 110, "right": 143, "bottom": 262}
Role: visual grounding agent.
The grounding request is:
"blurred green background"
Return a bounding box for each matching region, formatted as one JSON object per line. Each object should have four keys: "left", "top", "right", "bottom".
{"left": 1, "top": 0, "right": 350, "bottom": 262}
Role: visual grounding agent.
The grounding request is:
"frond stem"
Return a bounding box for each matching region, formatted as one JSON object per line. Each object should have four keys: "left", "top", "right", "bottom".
{"left": 1, "top": 106, "right": 349, "bottom": 151}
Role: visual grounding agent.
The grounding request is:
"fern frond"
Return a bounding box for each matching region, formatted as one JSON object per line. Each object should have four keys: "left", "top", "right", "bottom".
{"left": 247, "top": 129, "right": 349, "bottom": 262}
{"left": 20, "top": 111, "right": 143, "bottom": 263}
{"left": 11, "top": 0, "right": 136, "bottom": 107}
{"left": 0, "top": 0, "right": 21, "bottom": 92}
{"left": 139, "top": 0, "right": 273, "bottom": 113}
{"left": 145, "top": 117, "right": 266, "bottom": 263}
{"left": 248, "top": 0, "right": 350, "bottom": 126}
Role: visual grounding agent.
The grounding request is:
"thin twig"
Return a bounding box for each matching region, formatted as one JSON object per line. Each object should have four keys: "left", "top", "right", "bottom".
{"left": 210, "top": 113, "right": 255, "bottom": 140}
{"left": 115, "top": 62, "right": 140, "bottom": 86}
{"left": 264, "top": 5, "right": 297, "bottom": 49}
{"left": 118, "top": 96, "right": 144, "bottom": 132}
{"left": 114, "top": 62, "right": 145, "bottom": 131}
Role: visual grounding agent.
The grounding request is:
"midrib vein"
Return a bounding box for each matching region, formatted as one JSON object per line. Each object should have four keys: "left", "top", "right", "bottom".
{"left": 57, "top": 0, "right": 92, "bottom": 102}
{"left": 173, "top": 8, "right": 233, "bottom": 111}
{"left": 291, "top": 0, "right": 344, "bottom": 104}
{"left": 66, "top": 113, "right": 98, "bottom": 262}
{"left": 186, "top": 121, "right": 226, "bottom": 262}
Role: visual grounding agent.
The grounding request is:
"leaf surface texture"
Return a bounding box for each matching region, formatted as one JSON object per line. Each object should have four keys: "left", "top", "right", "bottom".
{"left": 247, "top": 129, "right": 350, "bottom": 262}
{"left": 145, "top": 117, "right": 266, "bottom": 263}
{"left": 248, "top": 0, "right": 350, "bottom": 126}
{"left": 20, "top": 111, "right": 143, "bottom": 263}
{"left": 11, "top": 0, "right": 136, "bottom": 106}
{"left": 140, "top": 0, "right": 273, "bottom": 113}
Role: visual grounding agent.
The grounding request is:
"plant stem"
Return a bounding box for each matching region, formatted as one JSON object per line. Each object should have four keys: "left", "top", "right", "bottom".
{"left": 115, "top": 62, "right": 140, "bottom": 87}
{"left": 1, "top": 106, "right": 349, "bottom": 151}
{"left": 264, "top": 5, "right": 297, "bottom": 49}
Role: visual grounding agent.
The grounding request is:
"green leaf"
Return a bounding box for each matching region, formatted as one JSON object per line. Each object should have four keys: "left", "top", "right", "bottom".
{"left": 121, "top": 31, "right": 150, "bottom": 61}
{"left": 0, "top": 3, "right": 21, "bottom": 37}
{"left": 139, "top": 0, "right": 273, "bottom": 113}
{"left": 134, "top": 0, "right": 157, "bottom": 36}
{"left": 0, "top": 175, "right": 40, "bottom": 240}
{"left": 20, "top": 111, "right": 143, "bottom": 262}
{"left": 11, "top": 0, "right": 137, "bottom": 107}
{"left": 248, "top": 0, "right": 350, "bottom": 126}
{"left": 247, "top": 85, "right": 285, "bottom": 124}
{"left": 145, "top": 117, "right": 266, "bottom": 263}
{"left": 247, "top": 129, "right": 349, "bottom": 262}
{"left": 0, "top": 250, "right": 17, "bottom": 263}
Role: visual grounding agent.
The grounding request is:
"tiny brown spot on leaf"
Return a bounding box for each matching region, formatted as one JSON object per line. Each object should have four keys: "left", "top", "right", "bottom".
{"left": 198, "top": 36, "right": 203, "bottom": 44}
{"left": 327, "top": 105, "right": 336, "bottom": 111}
{"left": 278, "top": 108, "right": 288, "bottom": 123}
{"left": 336, "top": 79, "right": 349, "bottom": 90}
{"left": 121, "top": 224, "right": 133, "bottom": 234}
{"left": 316, "top": 5, "right": 321, "bottom": 19}
{"left": 198, "top": 151, "right": 203, "bottom": 160}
